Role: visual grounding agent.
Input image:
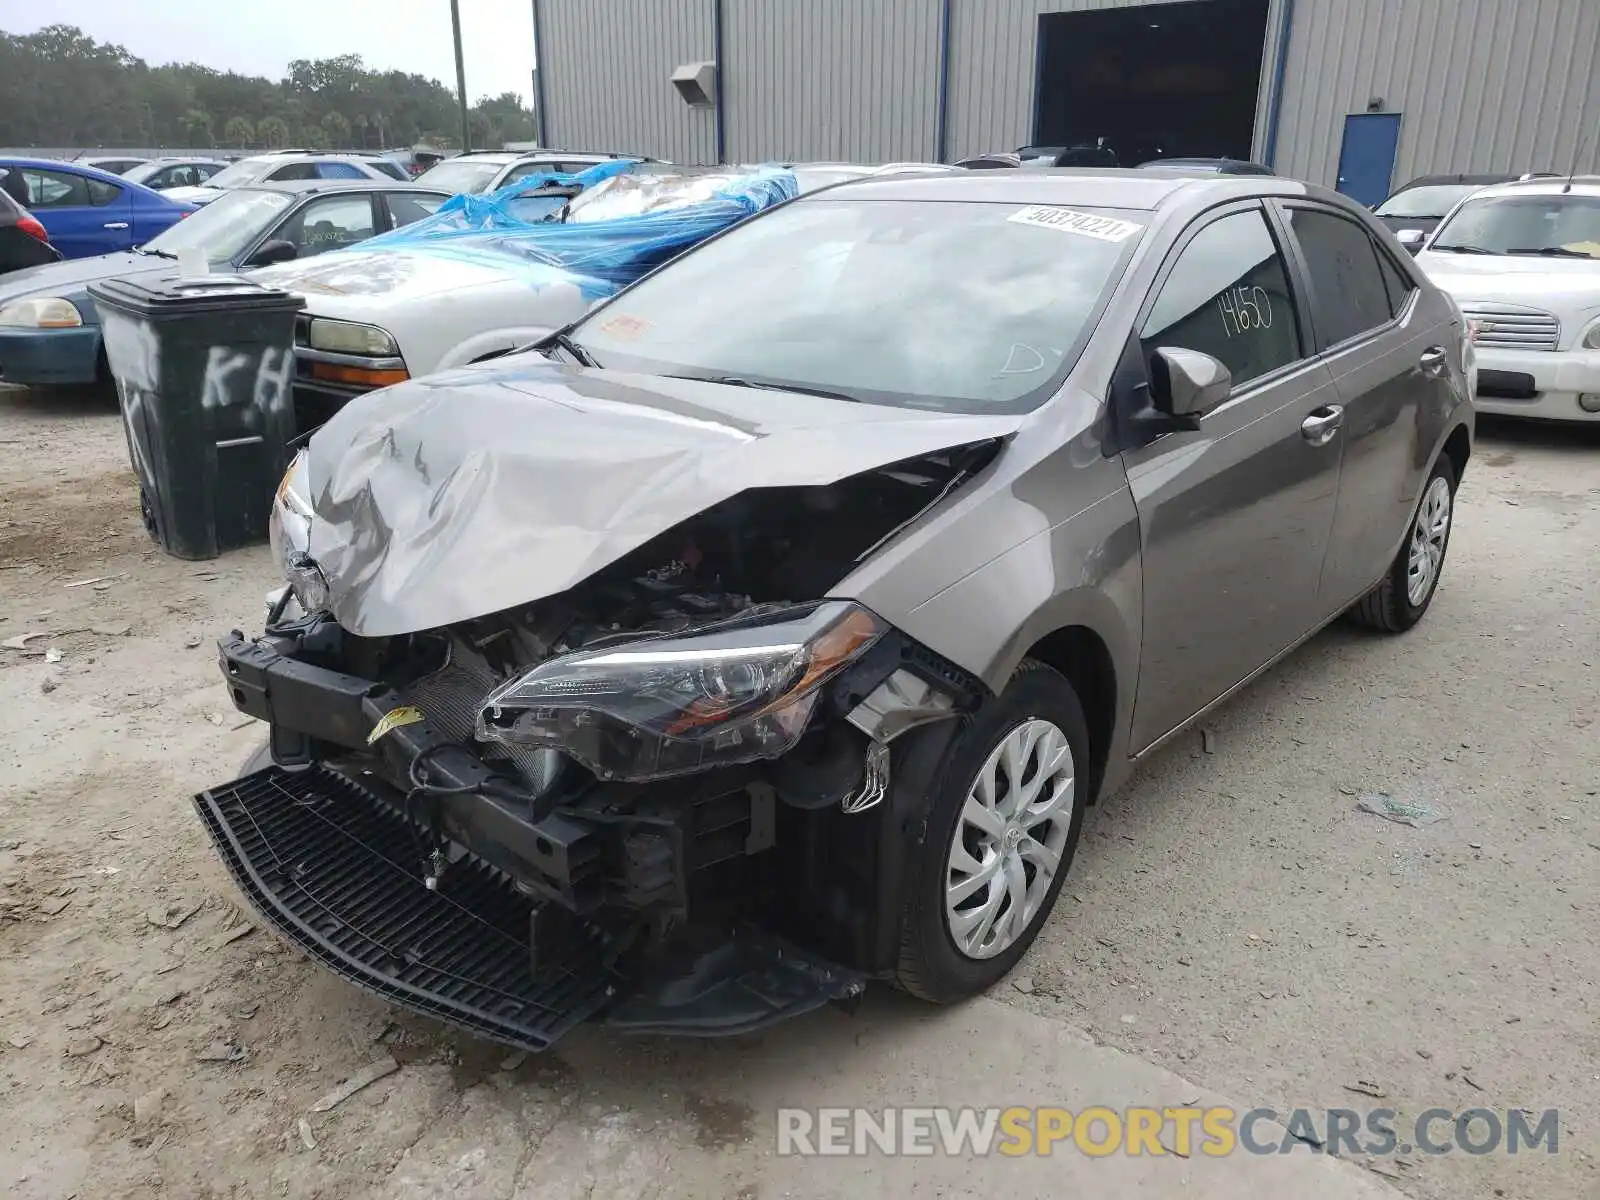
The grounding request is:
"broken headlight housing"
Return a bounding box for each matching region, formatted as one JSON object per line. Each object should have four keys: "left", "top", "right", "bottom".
{"left": 268, "top": 450, "right": 327, "bottom": 614}
{"left": 476, "top": 602, "right": 884, "bottom": 781}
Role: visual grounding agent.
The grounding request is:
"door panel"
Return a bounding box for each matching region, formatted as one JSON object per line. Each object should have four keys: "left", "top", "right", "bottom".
{"left": 1318, "top": 311, "right": 1440, "bottom": 602}
{"left": 1121, "top": 204, "right": 1344, "bottom": 751}
{"left": 1280, "top": 203, "right": 1454, "bottom": 605}
{"left": 1123, "top": 363, "right": 1341, "bottom": 749}
{"left": 1336, "top": 114, "right": 1402, "bottom": 208}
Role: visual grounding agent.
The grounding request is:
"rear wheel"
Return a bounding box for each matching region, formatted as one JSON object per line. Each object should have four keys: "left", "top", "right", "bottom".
{"left": 1349, "top": 456, "right": 1456, "bottom": 633}
{"left": 893, "top": 661, "right": 1089, "bottom": 1002}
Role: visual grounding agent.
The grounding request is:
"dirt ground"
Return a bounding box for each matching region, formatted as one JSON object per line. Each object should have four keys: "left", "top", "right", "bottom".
{"left": 1, "top": 383, "right": 1595, "bottom": 1200}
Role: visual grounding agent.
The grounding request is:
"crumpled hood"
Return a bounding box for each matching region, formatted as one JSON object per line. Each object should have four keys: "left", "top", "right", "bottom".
{"left": 304, "top": 358, "right": 1021, "bottom": 635}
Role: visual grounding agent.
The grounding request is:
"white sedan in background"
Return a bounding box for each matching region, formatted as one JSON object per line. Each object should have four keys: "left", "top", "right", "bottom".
{"left": 1416, "top": 176, "right": 1600, "bottom": 422}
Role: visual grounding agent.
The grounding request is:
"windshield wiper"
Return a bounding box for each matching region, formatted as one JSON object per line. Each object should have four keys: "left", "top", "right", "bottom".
{"left": 1505, "top": 246, "right": 1593, "bottom": 258}
{"left": 545, "top": 330, "right": 600, "bottom": 367}
{"left": 135, "top": 246, "right": 177, "bottom": 259}
{"left": 690, "top": 375, "right": 862, "bottom": 404}
{"left": 1429, "top": 244, "right": 1497, "bottom": 255}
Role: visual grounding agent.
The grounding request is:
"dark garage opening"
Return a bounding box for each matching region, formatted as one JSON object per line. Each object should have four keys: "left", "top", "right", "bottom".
{"left": 1032, "top": 0, "right": 1272, "bottom": 166}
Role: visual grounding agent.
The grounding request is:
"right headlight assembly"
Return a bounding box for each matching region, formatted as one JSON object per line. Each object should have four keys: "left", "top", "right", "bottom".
{"left": 1582, "top": 318, "right": 1600, "bottom": 350}
{"left": 476, "top": 602, "right": 885, "bottom": 782}
{"left": 268, "top": 450, "right": 328, "bottom": 614}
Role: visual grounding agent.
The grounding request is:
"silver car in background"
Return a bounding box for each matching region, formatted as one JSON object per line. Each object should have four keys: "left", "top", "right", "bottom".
{"left": 199, "top": 170, "right": 1473, "bottom": 1049}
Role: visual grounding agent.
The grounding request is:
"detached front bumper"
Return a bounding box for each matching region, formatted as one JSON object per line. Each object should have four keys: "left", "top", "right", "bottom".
{"left": 1474, "top": 345, "right": 1600, "bottom": 421}
{"left": 202, "top": 631, "right": 867, "bottom": 1051}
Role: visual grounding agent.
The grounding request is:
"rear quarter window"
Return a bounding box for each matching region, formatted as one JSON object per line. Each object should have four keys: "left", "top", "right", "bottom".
{"left": 1288, "top": 208, "right": 1395, "bottom": 345}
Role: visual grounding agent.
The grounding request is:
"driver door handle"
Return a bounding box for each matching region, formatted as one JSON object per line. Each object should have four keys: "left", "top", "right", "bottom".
{"left": 1419, "top": 346, "right": 1448, "bottom": 378}
{"left": 1301, "top": 404, "right": 1344, "bottom": 446}
{"left": 102, "top": 221, "right": 130, "bottom": 230}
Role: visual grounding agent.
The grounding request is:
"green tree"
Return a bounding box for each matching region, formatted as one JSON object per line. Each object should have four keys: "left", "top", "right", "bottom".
{"left": 222, "top": 114, "right": 254, "bottom": 148}
{"left": 256, "top": 115, "right": 290, "bottom": 149}
{"left": 320, "top": 110, "right": 351, "bottom": 148}
{"left": 299, "top": 124, "right": 327, "bottom": 150}
{"left": 184, "top": 108, "right": 213, "bottom": 146}
{"left": 0, "top": 26, "right": 496, "bottom": 154}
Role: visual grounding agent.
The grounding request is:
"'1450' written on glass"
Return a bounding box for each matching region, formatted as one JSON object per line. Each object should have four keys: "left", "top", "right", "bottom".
{"left": 1217, "top": 285, "right": 1274, "bottom": 337}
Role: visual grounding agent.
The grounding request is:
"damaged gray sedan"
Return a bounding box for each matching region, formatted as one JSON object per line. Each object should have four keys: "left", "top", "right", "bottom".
{"left": 201, "top": 171, "right": 1473, "bottom": 1050}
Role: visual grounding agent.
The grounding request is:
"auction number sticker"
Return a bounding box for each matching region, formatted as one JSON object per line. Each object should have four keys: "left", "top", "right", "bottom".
{"left": 1007, "top": 206, "right": 1144, "bottom": 242}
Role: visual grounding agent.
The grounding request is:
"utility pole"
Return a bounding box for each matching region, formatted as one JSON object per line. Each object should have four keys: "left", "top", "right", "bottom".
{"left": 450, "top": 0, "right": 470, "bottom": 152}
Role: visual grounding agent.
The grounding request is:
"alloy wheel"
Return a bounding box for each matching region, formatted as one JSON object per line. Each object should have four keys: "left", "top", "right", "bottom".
{"left": 945, "top": 718, "right": 1076, "bottom": 960}
{"left": 1406, "top": 475, "right": 1452, "bottom": 607}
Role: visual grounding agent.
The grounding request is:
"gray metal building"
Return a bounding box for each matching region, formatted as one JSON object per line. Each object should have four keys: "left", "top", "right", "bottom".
{"left": 531, "top": 0, "right": 1600, "bottom": 206}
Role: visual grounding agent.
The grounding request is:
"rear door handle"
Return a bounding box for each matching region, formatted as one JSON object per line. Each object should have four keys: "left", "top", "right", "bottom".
{"left": 1301, "top": 404, "right": 1344, "bottom": 446}
{"left": 103, "top": 221, "right": 130, "bottom": 230}
{"left": 1420, "top": 346, "right": 1448, "bottom": 377}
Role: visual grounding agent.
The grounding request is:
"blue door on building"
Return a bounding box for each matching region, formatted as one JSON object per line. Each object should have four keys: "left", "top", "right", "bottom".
{"left": 1336, "top": 113, "right": 1402, "bottom": 207}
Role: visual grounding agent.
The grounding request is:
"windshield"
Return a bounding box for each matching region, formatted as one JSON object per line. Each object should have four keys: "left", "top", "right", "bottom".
{"left": 1430, "top": 194, "right": 1600, "bottom": 257}
{"left": 144, "top": 188, "right": 294, "bottom": 263}
{"left": 200, "top": 157, "right": 278, "bottom": 190}
{"left": 414, "top": 159, "right": 507, "bottom": 194}
{"left": 572, "top": 198, "right": 1144, "bottom": 413}
{"left": 1377, "top": 183, "right": 1486, "bottom": 219}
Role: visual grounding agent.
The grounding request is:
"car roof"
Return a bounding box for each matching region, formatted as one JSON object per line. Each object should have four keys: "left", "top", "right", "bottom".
{"left": 1396, "top": 173, "right": 1517, "bottom": 190}
{"left": 1465, "top": 176, "right": 1600, "bottom": 199}
{"left": 826, "top": 168, "right": 1313, "bottom": 211}
{"left": 241, "top": 152, "right": 378, "bottom": 163}
{"left": 1, "top": 155, "right": 128, "bottom": 176}
{"left": 239, "top": 180, "right": 452, "bottom": 196}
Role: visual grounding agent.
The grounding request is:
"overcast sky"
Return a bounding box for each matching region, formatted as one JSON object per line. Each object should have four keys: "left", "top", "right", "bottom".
{"left": 0, "top": 0, "right": 537, "bottom": 103}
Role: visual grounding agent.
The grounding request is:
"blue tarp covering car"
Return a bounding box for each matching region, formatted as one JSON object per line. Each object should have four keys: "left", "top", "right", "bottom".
{"left": 361, "top": 162, "right": 800, "bottom": 297}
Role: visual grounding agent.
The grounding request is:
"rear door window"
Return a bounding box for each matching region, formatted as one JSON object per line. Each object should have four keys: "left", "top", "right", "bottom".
{"left": 1140, "top": 206, "right": 1304, "bottom": 390}
{"left": 21, "top": 168, "right": 91, "bottom": 208}
{"left": 1287, "top": 208, "right": 1396, "bottom": 345}
{"left": 86, "top": 178, "right": 123, "bottom": 206}
{"left": 317, "top": 162, "right": 369, "bottom": 181}
{"left": 275, "top": 193, "right": 377, "bottom": 255}
{"left": 383, "top": 192, "right": 446, "bottom": 230}
{"left": 268, "top": 162, "right": 319, "bottom": 182}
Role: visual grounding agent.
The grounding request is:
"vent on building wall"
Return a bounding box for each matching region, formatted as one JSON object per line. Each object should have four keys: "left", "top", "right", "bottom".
{"left": 672, "top": 61, "right": 717, "bottom": 107}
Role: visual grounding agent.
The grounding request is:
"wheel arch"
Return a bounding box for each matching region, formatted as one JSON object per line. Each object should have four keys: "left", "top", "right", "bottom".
{"left": 1441, "top": 421, "right": 1471, "bottom": 485}
{"left": 1019, "top": 624, "right": 1118, "bottom": 805}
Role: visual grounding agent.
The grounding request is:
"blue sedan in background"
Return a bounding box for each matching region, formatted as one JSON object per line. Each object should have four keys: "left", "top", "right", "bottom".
{"left": 0, "top": 157, "right": 195, "bottom": 259}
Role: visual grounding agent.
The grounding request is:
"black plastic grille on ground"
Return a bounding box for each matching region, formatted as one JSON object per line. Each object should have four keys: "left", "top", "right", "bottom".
{"left": 194, "top": 766, "right": 618, "bottom": 1051}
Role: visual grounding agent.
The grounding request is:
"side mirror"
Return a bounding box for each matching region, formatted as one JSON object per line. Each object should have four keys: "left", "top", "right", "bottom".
{"left": 1395, "top": 228, "right": 1426, "bottom": 253}
{"left": 246, "top": 239, "right": 299, "bottom": 268}
{"left": 1151, "top": 347, "right": 1231, "bottom": 418}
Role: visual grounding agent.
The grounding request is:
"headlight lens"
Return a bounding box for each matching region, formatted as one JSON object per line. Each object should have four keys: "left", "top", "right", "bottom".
{"left": 0, "top": 297, "right": 83, "bottom": 328}
{"left": 1582, "top": 319, "right": 1600, "bottom": 350}
{"left": 477, "top": 601, "right": 885, "bottom": 781}
{"left": 307, "top": 318, "right": 398, "bottom": 357}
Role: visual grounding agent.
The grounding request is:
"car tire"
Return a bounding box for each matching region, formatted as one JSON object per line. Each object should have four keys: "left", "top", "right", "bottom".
{"left": 1349, "top": 456, "right": 1457, "bottom": 633}
{"left": 893, "top": 659, "right": 1089, "bottom": 1003}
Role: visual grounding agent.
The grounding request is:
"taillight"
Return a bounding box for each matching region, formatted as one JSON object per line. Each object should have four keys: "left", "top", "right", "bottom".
{"left": 17, "top": 214, "right": 48, "bottom": 242}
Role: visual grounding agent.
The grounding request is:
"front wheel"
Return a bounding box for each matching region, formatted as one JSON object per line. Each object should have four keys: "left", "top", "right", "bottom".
{"left": 1348, "top": 456, "right": 1457, "bottom": 633}
{"left": 893, "top": 661, "right": 1089, "bottom": 1003}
